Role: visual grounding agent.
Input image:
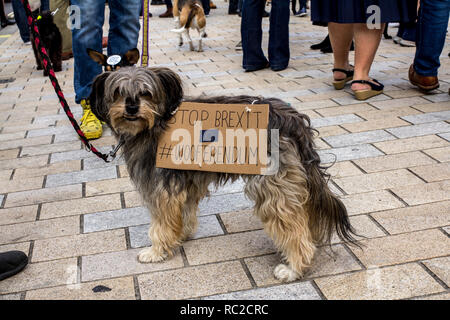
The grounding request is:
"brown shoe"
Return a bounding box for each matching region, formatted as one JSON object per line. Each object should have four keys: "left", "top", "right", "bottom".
{"left": 61, "top": 51, "right": 73, "bottom": 61}
{"left": 159, "top": 7, "right": 173, "bottom": 18}
{"left": 408, "top": 64, "right": 439, "bottom": 92}
{"left": 210, "top": 1, "right": 217, "bottom": 9}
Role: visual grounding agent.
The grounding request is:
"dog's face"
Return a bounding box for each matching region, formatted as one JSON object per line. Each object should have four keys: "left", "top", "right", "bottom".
{"left": 90, "top": 67, "right": 183, "bottom": 136}
{"left": 87, "top": 48, "right": 140, "bottom": 71}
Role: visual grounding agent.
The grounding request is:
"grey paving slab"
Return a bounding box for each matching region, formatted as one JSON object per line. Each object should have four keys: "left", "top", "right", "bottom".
{"left": 83, "top": 207, "right": 150, "bottom": 233}
{"left": 332, "top": 94, "right": 391, "bottom": 105}
{"left": 129, "top": 215, "right": 224, "bottom": 248}
{"left": 386, "top": 122, "right": 450, "bottom": 139}
{"left": 50, "top": 146, "right": 112, "bottom": 163}
{"left": 318, "top": 144, "right": 384, "bottom": 163}
{"left": 26, "top": 126, "right": 75, "bottom": 138}
{"left": 198, "top": 192, "right": 254, "bottom": 216}
{"left": 323, "top": 130, "right": 396, "bottom": 148}
{"left": 81, "top": 248, "right": 184, "bottom": 282}
{"left": 438, "top": 132, "right": 450, "bottom": 142}
{"left": 423, "top": 93, "right": 450, "bottom": 103}
{"left": 311, "top": 114, "right": 363, "bottom": 128}
{"left": 401, "top": 111, "right": 450, "bottom": 124}
{"left": 45, "top": 166, "right": 117, "bottom": 188}
{"left": 204, "top": 281, "right": 322, "bottom": 300}
{"left": 209, "top": 178, "right": 245, "bottom": 196}
{"left": 83, "top": 155, "right": 125, "bottom": 170}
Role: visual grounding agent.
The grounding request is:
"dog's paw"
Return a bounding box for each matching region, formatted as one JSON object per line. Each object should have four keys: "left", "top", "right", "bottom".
{"left": 138, "top": 247, "right": 167, "bottom": 263}
{"left": 274, "top": 264, "right": 300, "bottom": 282}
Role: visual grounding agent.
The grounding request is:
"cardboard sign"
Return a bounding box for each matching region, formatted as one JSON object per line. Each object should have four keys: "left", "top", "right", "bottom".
{"left": 156, "top": 102, "right": 270, "bottom": 175}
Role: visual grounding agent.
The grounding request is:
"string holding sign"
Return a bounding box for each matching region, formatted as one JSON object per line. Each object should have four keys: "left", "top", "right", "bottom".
{"left": 141, "top": 0, "right": 150, "bottom": 67}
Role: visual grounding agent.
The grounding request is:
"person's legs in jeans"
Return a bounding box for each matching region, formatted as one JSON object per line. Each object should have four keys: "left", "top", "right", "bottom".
{"left": 71, "top": 0, "right": 105, "bottom": 103}
{"left": 299, "top": 0, "right": 307, "bottom": 10}
{"left": 414, "top": 0, "right": 450, "bottom": 76}
{"left": 291, "top": 0, "right": 298, "bottom": 14}
{"left": 241, "top": 0, "right": 267, "bottom": 71}
{"left": 11, "top": 0, "right": 30, "bottom": 42}
{"left": 200, "top": 0, "right": 210, "bottom": 15}
{"left": 40, "top": 0, "right": 50, "bottom": 11}
{"left": 229, "top": 0, "right": 239, "bottom": 14}
{"left": 268, "top": 0, "right": 290, "bottom": 71}
{"left": 108, "top": 0, "right": 141, "bottom": 57}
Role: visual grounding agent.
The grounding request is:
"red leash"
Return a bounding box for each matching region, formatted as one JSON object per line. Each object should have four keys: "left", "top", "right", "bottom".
{"left": 21, "top": 0, "right": 110, "bottom": 162}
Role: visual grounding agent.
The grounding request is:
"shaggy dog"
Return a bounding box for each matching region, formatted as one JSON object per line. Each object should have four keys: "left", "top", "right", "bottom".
{"left": 89, "top": 66, "right": 357, "bottom": 282}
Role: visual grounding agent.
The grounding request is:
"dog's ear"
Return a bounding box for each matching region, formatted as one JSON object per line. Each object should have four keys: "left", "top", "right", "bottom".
{"left": 89, "top": 72, "right": 111, "bottom": 123}
{"left": 150, "top": 68, "right": 184, "bottom": 119}
{"left": 87, "top": 48, "right": 107, "bottom": 66}
{"left": 122, "top": 48, "right": 140, "bottom": 66}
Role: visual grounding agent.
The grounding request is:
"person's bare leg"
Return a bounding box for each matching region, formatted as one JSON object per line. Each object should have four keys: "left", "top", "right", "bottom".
{"left": 328, "top": 22, "right": 354, "bottom": 81}
{"left": 351, "top": 23, "right": 385, "bottom": 91}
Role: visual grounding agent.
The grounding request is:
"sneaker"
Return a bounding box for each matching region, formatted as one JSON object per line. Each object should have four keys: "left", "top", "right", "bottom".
{"left": 297, "top": 7, "right": 307, "bottom": 17}
{"left": 0, "top": 251, "right": 28, "bottom": 281}
{"left": 399, "top": 39, "right": 416, "bottom": 47}
{"left": 80, "top": 99, "right": 103, "bottom": 140}
{"left": 235, "top": 40, "right": 242, "bottom": 51}
{"left": 392, "top": 35, "right": 401, "bottom": 44}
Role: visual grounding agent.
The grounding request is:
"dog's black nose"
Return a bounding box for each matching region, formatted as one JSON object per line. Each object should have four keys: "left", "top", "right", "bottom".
{"left": 126, "top": 105, "right": 139, "bottom": 115}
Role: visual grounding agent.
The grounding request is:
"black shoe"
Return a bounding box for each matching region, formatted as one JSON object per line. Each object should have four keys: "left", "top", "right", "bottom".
{"left": 229, "top": 10, "right": 239, "bottom": 15}
{"left": 263, "top": 11, "right": 269, "bottom": 18}
{"left": 244, "top": 62, "right": 270, "bottom": 72}
{"left": 0, "top": 251, "right": 28, "bottom": 281}
{"left": 1, "top": 18, "right": 15, "bottom": 28}
{"left": 311, "top": 35, "right": 330, "bottom": 50}
{"left": 320, "top": 45, "right": 333, "bottom": 53}
{"left": 319, "top": 40, "right": 354, "bottom": 53}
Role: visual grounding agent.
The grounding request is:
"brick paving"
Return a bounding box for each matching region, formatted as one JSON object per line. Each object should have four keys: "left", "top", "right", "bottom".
{"left": 0, "top": 2, "right": 449, "bottom": 300}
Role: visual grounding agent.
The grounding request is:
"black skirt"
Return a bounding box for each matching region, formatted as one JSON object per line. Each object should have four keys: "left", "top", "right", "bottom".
{"left": 311, "top": 0, "right": 418, "bottom": 24}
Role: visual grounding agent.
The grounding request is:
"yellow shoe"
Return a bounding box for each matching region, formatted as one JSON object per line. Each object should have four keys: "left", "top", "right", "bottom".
{"left": 80, "top": 99, "right": 103, "bottom": 140}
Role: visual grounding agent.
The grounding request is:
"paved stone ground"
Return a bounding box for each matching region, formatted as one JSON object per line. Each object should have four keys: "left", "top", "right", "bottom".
{"left": 0, "top": 2, "right": 449, "bottom": 300}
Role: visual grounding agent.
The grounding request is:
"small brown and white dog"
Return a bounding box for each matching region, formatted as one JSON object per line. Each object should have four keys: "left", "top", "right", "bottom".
{"left": 89, "top": 66, "right": 357, "bottom": 282}
{"left": 171, "top": 0, "right": 207, "bottom": 52}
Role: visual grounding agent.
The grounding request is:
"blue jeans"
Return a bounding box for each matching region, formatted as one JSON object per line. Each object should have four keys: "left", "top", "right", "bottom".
{"left": 241, "top": 0, "right": 290, "bottom": 71}
{"left": 41, "top": 0, "right": 50, "bottom": 11}
{"left": 201, "top": 0, "right": 210, "bottom": 15}
{"left": 11, "top": 0, "right": 30, "bottom": 42}
{"left": 292, "top": 0, "right": 306, "bottom": 13}
{"left": 414, "top": 0, "right": 450, "bottom": 77}
{"left": 71, "top": 0, "right": 141, "bottom": 103}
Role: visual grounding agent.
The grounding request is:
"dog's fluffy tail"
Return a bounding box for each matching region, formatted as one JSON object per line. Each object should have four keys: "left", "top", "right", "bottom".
{"left": 171, "top": 3, "right": 199, "bottom": 33}
{"left": 287, "top": 111, "right": 359, "bottom": 246}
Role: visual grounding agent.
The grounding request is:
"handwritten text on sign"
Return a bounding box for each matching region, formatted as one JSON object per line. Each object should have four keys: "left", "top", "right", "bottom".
{"left": 156, "top": 102, "right": 272, "bottom": 175}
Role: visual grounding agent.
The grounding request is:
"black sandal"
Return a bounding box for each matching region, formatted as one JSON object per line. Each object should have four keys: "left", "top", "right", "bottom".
{"left": 332, "top": 68, "right": 354, "bottom": 90}
{"left": 351, "top": 79, "right": 384, "bottom": 100}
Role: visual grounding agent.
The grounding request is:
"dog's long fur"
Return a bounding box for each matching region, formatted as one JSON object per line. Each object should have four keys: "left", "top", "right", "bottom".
{"left": 172, "top": 0, "right": 207, "bottom": 52}
{"left": 90, "top": 67, "right": 357, "bottom": 281}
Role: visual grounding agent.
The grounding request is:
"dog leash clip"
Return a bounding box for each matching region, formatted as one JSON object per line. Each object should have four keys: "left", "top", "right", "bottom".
{"left": 107, "top": 139, "right": 125, "bottom": 162}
